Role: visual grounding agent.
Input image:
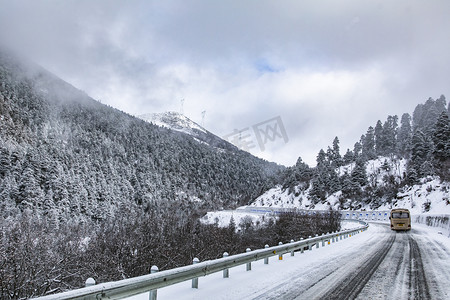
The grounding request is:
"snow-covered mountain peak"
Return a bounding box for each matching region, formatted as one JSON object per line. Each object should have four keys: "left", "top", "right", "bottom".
{"left": 139, "top": 111, "right": 207, "bottom": 136}
{"left": 139, "top": 111, "right": 239, "bottom": 152}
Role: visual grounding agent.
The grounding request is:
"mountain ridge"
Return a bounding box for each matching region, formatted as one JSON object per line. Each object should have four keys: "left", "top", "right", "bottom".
{"left": 139, "top": 111, "right": 240, "bottom": 152}
{"left": 0, "top": 50, "right": 283, "bottom": 222}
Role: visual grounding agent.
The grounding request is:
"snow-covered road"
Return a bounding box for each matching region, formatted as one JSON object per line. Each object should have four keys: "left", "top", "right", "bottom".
{"left": 129, "top": 222, "right": 449, "bottom": 299}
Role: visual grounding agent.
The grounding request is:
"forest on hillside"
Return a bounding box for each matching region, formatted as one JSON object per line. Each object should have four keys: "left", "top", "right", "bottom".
{"left": 280, "top": 95, "right": 450, "bottom": 210}
{"left": 0, "top": 51, "right": 294, "bottom": 299}
{"left": 0, "top": 52, "right": 282, "bottom": 223}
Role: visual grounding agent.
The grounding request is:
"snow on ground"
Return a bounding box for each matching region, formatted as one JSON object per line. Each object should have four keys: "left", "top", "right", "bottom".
{"left": 340, "top": 220, "right": 367, "bottom": 230}
{"left": 126, "top": 222, "right": 449, "bottom": 300}
{"left": 388, "top": 176, "right": 450, "bottom": 215}
{"left": 250, "top": 156, "right": 449, "bottom": 214}
{"left": 139, "top": 111, "right": 207, "bottom": 135}
{"left": 201, "top": 210, "right": 370, "bottom": 232}
{"left": 200, "top": 209, "right": 268, "bottom": 230}
{"left": 127, "top": 223, "right": 376, "bottom": 300}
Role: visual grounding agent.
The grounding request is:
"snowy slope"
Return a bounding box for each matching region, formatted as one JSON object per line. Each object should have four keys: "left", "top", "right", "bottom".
{"left": 251, "top": 157, "right": 449, "bottom": 214}
{"left": 201, "top": 157, "right": 449, "bottom": 230}
{"left": 139, "top": 111, "right": 238, "bottom": 151}
{"left": 139, "top": 111, "right": 207, "bottom": 136}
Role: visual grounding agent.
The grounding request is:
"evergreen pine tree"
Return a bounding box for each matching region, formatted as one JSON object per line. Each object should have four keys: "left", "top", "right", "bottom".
{"left": 406, "top": 165, "right": 418, "bottom": 185}
{"left": 413, "top": 96, "right": 447, "bottom": 135}
{"left": 432, "top": 111, "right": 450, "bottom": 180}
{"left": 396, "top": 113, "right": 412, "bottom": 158}
{"left": 362, "top": 126, "right": 376, "bottom": 160}
{"left": 410, "top": 129, "right": 433, "bottom": 176}
{"left": 432, "top": 111, "right": 450, "bottom": 162}
{"left": 331, "top": 137, "right": 343, "bottom": 167}
{"left": 343, "top": 149, "right": 354, "bottom": 165}
{"left": 353, "top": 142, "right": 362, "bottom": 159}
{"left": 351, "top": 159, "right": 368, "bottom": 187}
{"left": 374, "top": 120, "right": 383, "bottom": 155}
{"left": 378, "top": 115, "right": 398, "bottom": 155}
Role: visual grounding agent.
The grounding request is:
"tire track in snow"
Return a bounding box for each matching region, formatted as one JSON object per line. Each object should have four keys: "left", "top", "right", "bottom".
{"left": 247, "top": 225, "right": 390, "bottom": 300}
{"left": 408, "top": 236, "right": 431, "bottom": 299}
{"left": 247, "top": 224, "right": 446, "bottom": 300}
{"left": 320, "top": 233, "right": 396, "bottom": 300}
{"left": 408, "top": 230, "right": 449, "bottom": 299}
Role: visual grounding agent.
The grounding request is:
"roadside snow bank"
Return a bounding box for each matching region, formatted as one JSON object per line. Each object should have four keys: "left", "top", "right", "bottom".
{"left": 413, "top": 214, "right": 450, "bottom": 237}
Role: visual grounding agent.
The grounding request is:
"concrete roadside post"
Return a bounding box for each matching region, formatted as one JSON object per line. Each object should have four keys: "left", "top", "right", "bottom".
{"left": 192, "top": 258, "right": 199, "bottom": 288}
{"left": 246, "top": 248, "right": 252, "bottom": 271}
{"left": 149, "top": 266, "right": 158, "bottom": 300}
{"left": 223, "top": 252, "right": 229, "bottom": 278}
{"left": 85, "top": 277, "right": 95, "bottom": 287}
{"left": 264, "top": 245, "right": 270, "bottom": 264}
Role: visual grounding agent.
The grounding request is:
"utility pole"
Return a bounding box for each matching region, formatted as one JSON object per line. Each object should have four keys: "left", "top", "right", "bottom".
{"left": 201, "top": 111, "right": 206, "bottom": 127}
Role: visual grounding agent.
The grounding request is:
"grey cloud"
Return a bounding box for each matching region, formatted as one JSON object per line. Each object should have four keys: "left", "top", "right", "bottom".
{"left": 1, "top": 0, "right": 449, "bottom": 166}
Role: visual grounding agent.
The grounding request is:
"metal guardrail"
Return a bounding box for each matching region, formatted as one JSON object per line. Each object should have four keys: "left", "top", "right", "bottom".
{"left": 241, "top": 206, "right": 390, "bottom": 221}
{"left": 34, "top": 220, "right": 369, "bottom": 300}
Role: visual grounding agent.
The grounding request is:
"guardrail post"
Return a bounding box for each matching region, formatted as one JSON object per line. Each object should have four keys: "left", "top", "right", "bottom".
{"left": 300, "top": 238, "right": 304, "bottom": 253}
{"left": 322, "top": 233, "right": 325, "bottom": 247}
{"left": 290, "top": 240, "right": 295, "bottom": 256}
{"left": 85, "top": 277, "right": 95, "bottom": 287}
{"left": 340, "top": 234, "right": 343, "bottom": 241}
{"left": 315, "top": 234, "right": 319, "bottom": 249}
{"left": 149, "top": 266, "right": 158, "bottom": 300}
{"left": 308, "top": 236, "right": 312, "bottom": 251}
{"left": 192, "top": 258, "right": 199, "bottom": 288}
{"left": 223, "top": 252, "right": 229, "bottom": 278}
{"left": 264, "top": 245, "right": 269, "bottom": 264}
{"left": 278, "top": 242, "right": 283, "bottom": 260}
{"left": 246, "top": 248, "right": 252, "bottom": 271}
{"left": 332, "top": 233, "right": 335, "bottom": 243}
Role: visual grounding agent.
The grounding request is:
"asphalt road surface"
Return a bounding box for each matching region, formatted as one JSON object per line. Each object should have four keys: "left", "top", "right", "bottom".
{"left": 254, "top": 223, "right": 449, "bottom": 300}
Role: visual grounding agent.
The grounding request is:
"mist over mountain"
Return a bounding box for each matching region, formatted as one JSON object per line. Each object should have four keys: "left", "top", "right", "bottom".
{"left": 0, "top": 50, "right": 283, "bottom": 223}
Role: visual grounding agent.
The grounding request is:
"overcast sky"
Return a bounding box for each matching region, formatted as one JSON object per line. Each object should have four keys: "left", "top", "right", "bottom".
{"left": 1, "top": 0, "right": 449, "bottom": 166}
